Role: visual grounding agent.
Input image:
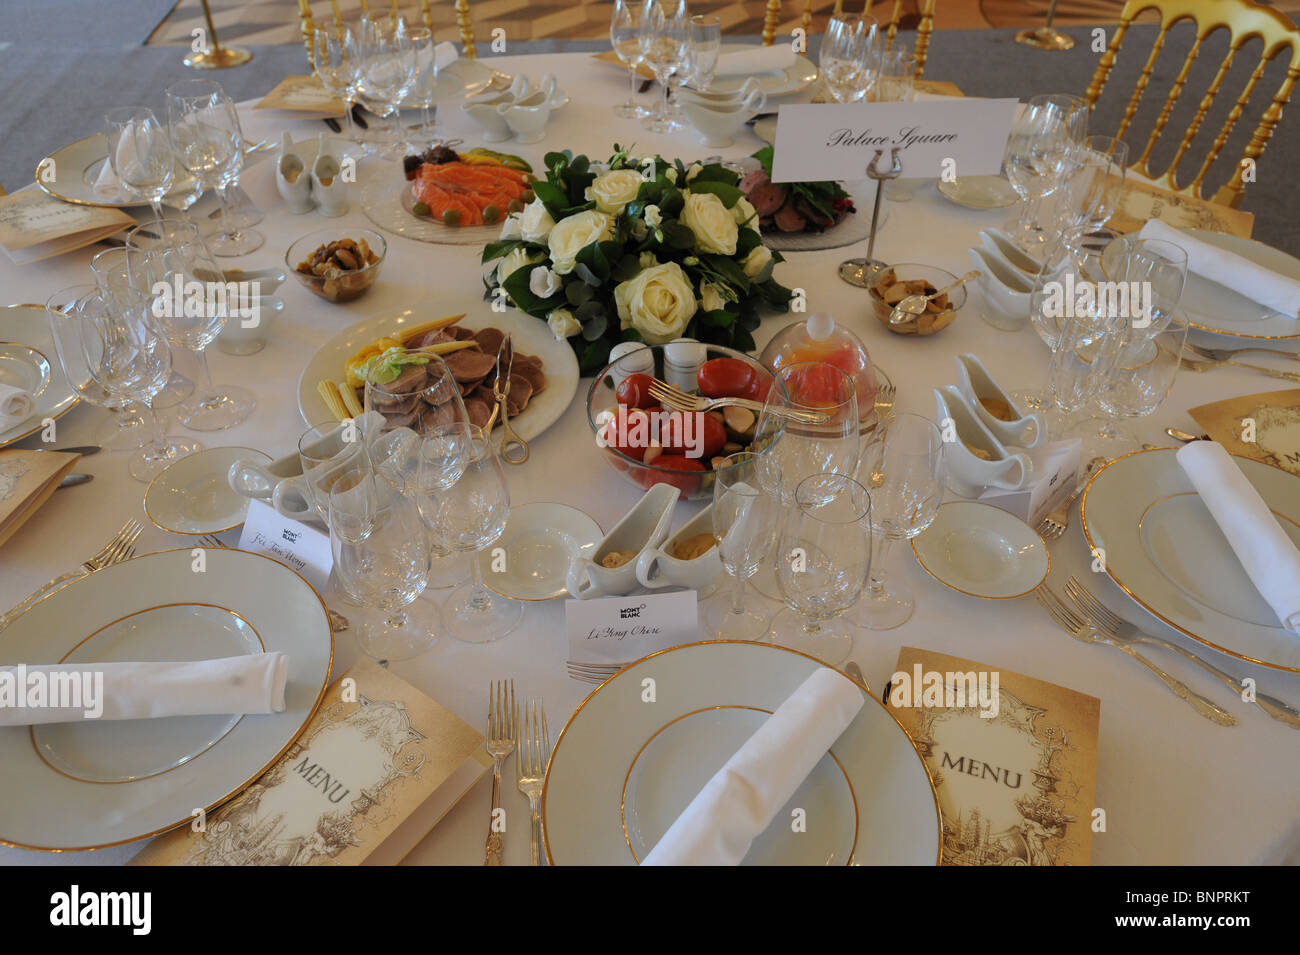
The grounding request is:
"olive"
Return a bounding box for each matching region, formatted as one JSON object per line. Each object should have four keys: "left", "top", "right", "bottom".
{"left": 442, "top": 208, "right": 461, "bottom": 227}
{"left": 507, "top": 198, "right": 523, "bottom": 213}
{"left": 483, "top": 204, "right": 501, "bottom": 224}
{"left": 412, "top": 201, "right": 430, "bottom": 217}
{"left": 522, "top": 189, "right": 535, "bottom": 204}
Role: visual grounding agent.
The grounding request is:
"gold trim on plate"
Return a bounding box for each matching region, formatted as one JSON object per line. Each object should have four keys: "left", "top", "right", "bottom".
{"left": 477, "top": 502, "right": 603, "bottom": 602}
{"left": 142, "top": 446, "right": 271, "bottom": 535}
{"left": 0, "top": 306, "right": 82, "bottom": 449}
{"left": 910, "top": 500, "right": 1051, "bottom": 600}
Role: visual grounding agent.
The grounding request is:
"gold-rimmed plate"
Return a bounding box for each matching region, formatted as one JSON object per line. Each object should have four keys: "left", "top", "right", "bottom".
{"left": 1079, "top": 446, "right": 1300, "bottom": 672}
{"left": 912, "top": 501, "right": 1049, "bottom": 599}
{"left": 143, "top": 446, "right": 271, "bottom": 535}
{"left": 1, "top": 305, "right": 80, "bottom": 449}
{"left": 542, "top": 640, "right": 941, "bottom": 865}
{"left": 707, "top": 44, "right": 820, "bottom": 100}
{"left": 476, "top": 502, "right": 601, "bottom": 601}
{"left": 0, "top": 547, "right": 333, "bottom": 851}
{"left": 34, "top": 133, "right": 196, "bottom": 209}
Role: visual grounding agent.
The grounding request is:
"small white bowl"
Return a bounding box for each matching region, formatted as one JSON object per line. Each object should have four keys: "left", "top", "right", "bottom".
{"left": 145, "top": 446, "right": 271, "bottom": 535}
{"left": 477, "top": 502, "right": 603, "bottom": 601}
{"left": 911, "top": 501, "right": 1049, "bottom": 599}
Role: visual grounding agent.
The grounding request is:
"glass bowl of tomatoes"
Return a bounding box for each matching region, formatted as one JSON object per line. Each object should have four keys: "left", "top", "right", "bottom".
{"left": 586, "top": 344, "right": 788, "bottom": 500}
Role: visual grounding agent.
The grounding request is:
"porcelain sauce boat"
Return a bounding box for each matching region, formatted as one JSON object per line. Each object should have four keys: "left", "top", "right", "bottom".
{"left": 635, "top": 503, "right": 723, "bottom": 593}
{"left": 934, "top": 385, "right": 1033, "bottom": 498}
{"left": 566, "top": 483, "right": 678, "bottom": 599}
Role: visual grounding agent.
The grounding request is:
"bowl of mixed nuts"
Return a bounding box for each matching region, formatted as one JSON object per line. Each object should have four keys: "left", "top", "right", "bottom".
{"left": 285, "top": 228, "right": 387, "bottom": 304}
{"left": 868, "top": 263, "right": 967, "bottom": 336}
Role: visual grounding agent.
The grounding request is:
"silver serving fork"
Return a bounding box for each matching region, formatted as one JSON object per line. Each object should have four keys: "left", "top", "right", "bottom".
{"left": 647, "top": 378, "right": 828, "bottom": 424}
{"left": 516, "top": 697, "right": 550, "bottom": 866}
{"left": 484, "top": 679, "right": 517, "bottom": 865}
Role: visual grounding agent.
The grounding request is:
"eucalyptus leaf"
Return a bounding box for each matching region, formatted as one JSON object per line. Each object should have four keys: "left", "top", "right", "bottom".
{"left": 581, "top": 313, "right": 608, "bottom": 341}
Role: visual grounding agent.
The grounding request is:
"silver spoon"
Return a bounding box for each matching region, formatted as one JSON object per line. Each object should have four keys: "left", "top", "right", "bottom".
{"left": 888, "top": 270, "right": 980, "bottom": 325}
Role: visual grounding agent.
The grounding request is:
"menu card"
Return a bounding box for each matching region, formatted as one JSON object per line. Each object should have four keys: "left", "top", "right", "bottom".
{"left": 131, "top": 661, "right": 490, "bottom": 866}
{"left": 0, "top": 187, "right": 136, "bottom": 264}
{"left": 253, "top": 75, "right": 347, "bottom": 115}
{"left": 1107, "top": 175, "right": 1255, "bottom": 238}
{"left": 888, "top": 647, "right": 1100, "bottom": 866}
{"left": 1189, "top": 388, "right": 1300, "bottom": 477}
{"left": 0, "top": 450, "right": 82, "bottom": 548}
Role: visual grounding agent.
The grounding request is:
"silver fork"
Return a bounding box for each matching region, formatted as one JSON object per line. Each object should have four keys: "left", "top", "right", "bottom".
{"left": 1188, "top": 342, "right": 1300, "bottom": 364}
{"left": 1179, "top": 346, "right": 1300, "bottom": 384}
{"left": 198, "top": 534, "right": 350, "bottom": 632}
{"left": 484, "top": 679, "right": 517, "bottom": 866}
{"left": 647, "top": 379, "right": 829, "bottom": 424}
{"left": 0, "top": 519, "right": 142, "bottom": 629}
{"left": 1065, "top": 576, "right": 1300, "bottom": 728}
{"left": 1035, "top": 586, "right": 1237, "bottom": 726}
{"left": 1035, "top": 457, "right": 1106, "bottom": 541}
{"left": 516, "top": 697, "right": 550, "bottom": 866}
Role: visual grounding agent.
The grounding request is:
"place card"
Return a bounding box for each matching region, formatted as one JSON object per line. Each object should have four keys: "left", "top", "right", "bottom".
{"left": 565, "top": 590, "right": 699, "bottom": 664}
{"left": 237, "top": 498, "right": 333, "bottom": 592}
{"left": 978, "top": 438, "right": 1082, "bottom": 528}
{"left": 0, "top": 186, "right": 136, "bottom": 265}
{"left": 253, "top": 75, "right": 347, "bottom": 115}
{"left": 770, "top": 98, "right": 1019, "bottom": 183}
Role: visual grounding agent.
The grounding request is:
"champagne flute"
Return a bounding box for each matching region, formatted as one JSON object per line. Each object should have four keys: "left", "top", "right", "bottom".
{"left": 401, "top": 26, "right": 443, "bottom": 149}
{"left": 640, "top": 0, "right": 686, "bottom": 134}
{"left": 126, "top": 218, "right": 257, "bottom": 431}
{"left": 704, "top": 451, "right": 784, "bottom": 640}
{"left": 771, "top": 472, "right": 873, "bottom": 665}
{"left": 856, "top": 413, "right": 944, "bottom": 631}
{"left": 611, "top": 0, "right": 650, "bottom": 118}
{"left": 329, "top": 467, "right": 437, "bottom": 661}
{"left": 423, "top": 424, "right": 522, "bottom": 643}
{"left": 103, "top": 107, "right": 174, "bottom": 222}
{"left": 684, "top": 13, "right": 722, "bottom": 90}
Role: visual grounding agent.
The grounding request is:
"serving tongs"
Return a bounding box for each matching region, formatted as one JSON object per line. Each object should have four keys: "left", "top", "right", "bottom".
{"left": 487, "top": 334, "right": 529, "bottom": 464}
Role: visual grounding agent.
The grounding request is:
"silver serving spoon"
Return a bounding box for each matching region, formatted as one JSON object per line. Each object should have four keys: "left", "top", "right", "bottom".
{"left": 888, "top": 270, "right": 980, "bottom": 325}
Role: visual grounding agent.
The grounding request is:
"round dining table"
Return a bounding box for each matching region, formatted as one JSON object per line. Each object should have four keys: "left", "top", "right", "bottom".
{"left": 1, "top": 48, "right": 1298, "bottom": 867}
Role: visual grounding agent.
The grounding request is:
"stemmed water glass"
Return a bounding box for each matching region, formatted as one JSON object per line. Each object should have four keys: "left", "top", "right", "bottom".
{"left": 401, "top": 26, "right": 443, "bottom": 149}
{"left": 640, "top": 0, "right": 687, "bottom": 133}
{"left": 329, "top": 466, "right": 436, "bottom": 661}
{"left": 126, "top": 218, "right": 257, "bottom": 430}
{"left": 873, "top": 44, "right": 915, "bottom": 102}
{"left": 313, "top": 24, "right": 366, "bottom": 150}
{"left": 771, "top": 472, "right": 873, "bottom": 665}
{"left": 103, "top": 107, "right": 174, "bottom": 222}
{"left": 421, "top": 424, "right": 522, "bottom": 643}
{"left": 611, "top": 0, "right": 650, "bottom": 118}
{"left": 856, "top": 413, "right": 944, "bottom": 631}
{"left": 165, "top": 79, "right": 264, "bottom": 256}
{"left": 355, "top": 14, "right": 417, "bottom": 160}
{"left": 684, "top": 14, "right": 722, "bottom": 90}
{"left": 1004, "top": 95, "right": 1086, "bottom": 250}
{"left": 1053, "top": 135, "right": 1128, "bottom": 254}
{"left": 821, "top": 14, "right": 878, "bottom": 104}
{"left": 704, "top": 451, "right": 784, "bottom": 641}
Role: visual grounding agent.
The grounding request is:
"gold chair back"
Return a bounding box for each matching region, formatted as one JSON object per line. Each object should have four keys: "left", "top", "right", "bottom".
{"left": 1084, "top": 0, "right": 1300, "bottom": 207}
{"left": 298, "top": 0, "right": 474, "bottom": 67}
{"left": 824, "top": 0, "right": 937, "bottom": 77}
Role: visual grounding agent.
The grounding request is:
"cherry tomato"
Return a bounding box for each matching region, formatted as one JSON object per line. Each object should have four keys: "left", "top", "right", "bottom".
{"left": 600, "top": 407, "right": 653, "bottom": 462}
{"left": 645, "top": 455, "right": 706, "bottom": 498}
{"left": 615, "top": 372, "right": 659, "bottom": 410}
{"left": 658, "top": 411, "right": 728, "bottom": 460}
{"left": 698, "top": 357, "right": 769, "bottom": 402}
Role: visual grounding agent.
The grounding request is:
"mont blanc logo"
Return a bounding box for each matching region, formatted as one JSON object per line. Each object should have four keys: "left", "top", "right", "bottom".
{"left": 281, "top": 528, "right": 302, "bottom": 544}
{"left": 619, "top": 605, "right": 642, "bottom": 620}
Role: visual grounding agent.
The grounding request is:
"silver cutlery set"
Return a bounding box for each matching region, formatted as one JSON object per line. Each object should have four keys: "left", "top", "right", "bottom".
{"left": 484, "top": 679, "right": 551, "bottom": 865}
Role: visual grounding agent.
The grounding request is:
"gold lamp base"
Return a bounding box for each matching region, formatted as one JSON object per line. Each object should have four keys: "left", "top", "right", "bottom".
{"left": 1014, "top": 26, "right": 1075, "bottom": 50}
{"left": 184, "top": 47, "right": 253, "bottom": 69}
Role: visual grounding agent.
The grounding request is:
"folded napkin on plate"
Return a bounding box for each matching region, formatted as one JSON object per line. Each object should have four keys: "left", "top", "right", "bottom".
{"left": 434, "top": 40, "right": 459, "bottom": 70}
{"left": 0, "top": 383, "right": 35, "bottom": 431}
{"left": 1176, "top": 441, "right": 1300, "bottom": 634}
{"left": 1137, "top": 219, "right": 1300, "bottom": 320}
{"left": 0, "top": 652, "right": 289, "bottom": 726}
{"left": 92, "top": 125, "right": 138, "bottom": 201}
{"left": 713, "top": 45, "right": 797, "bottom": 78}
{"left": 641, "top": 667, "right": 864, "bottom": 865}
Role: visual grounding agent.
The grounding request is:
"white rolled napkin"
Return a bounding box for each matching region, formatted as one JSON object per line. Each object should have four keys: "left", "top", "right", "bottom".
{"left": 92, "top": 125, "right": 137, "bottom": 201}
{"left": 1137, "top": 218, "right": 1300, "bottom": 320}
{"left": 713, "top": 45, "right": 797, "bottom": 78}
{"left": 434, "top": 40, "right": 459, "bottom": 71}
{"left": 0, "top": 652, "right": 289, "bottom": 726}
{"left": 0, "top": 382, "right": 35, "bottom": 431}
{"left": 641, "top": 667, "right": 864, "bottom": 865}
{"left": 1176, "top": 441, "right": 1300, "bottom": 634}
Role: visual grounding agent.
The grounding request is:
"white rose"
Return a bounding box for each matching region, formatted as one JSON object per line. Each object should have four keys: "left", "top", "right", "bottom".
{"left": 685, "top": 162, "right": 703, "bottom": 183}
{"left": 518, "top": 201, "right": 556, "bottom": 243}
{"left": 740, "top": 244, "right": 773, "bottom": 278}
{"left": 732, "top": 197, "right": 760, "bottom": 232}
{"left": 680, "top": 192, "right": 739, "bottom": 255}
{"left": 496, "top": 247, "right": 541, "bottom": 286}
{"left": 499, "top": 213, "right": 523, "bottom": 240}
{"left": 547, "top": 308, "right": 582, "bottom": 340}
{"left": 529, "top": 265, "right": 560, "bottom": 299}
{"left": 547, "top": 210, "right": 614, "bottom": 275}
{"left": 586, "top": 169, "right": 644, "bottom": 215}
{"left": 665, "top": 167, "right": 678, "bottom": 183}
{"left": 700, "top": 282, "right": 727, "bottom": 313}
{"left": 613, "top": 261, "right": 697, "bottom": 345}
{"left": 644, "top": 204, "right": 663, "bottom": 228}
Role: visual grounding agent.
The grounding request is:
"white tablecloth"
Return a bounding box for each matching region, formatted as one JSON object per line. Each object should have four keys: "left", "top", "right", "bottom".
{"left": 2, "top": 51, "right": 1298, "bottom": 866}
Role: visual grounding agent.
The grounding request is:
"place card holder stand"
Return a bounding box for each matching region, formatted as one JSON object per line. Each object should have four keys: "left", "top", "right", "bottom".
{"left": 843, "top": 146, "right": 903, "bottom": 288}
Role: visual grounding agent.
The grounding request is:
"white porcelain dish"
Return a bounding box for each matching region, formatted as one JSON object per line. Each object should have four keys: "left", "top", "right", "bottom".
{"left": 477, "top": 502, "right": 602, "bottom": 601}
{"left": 144, "top": 446, "right": 271, "bottom": 535}
{"left": 0, "top": 305, "right": 79, "bottom": 448}
{"left": 912, "top": 501, "right": 1049, "bottom": 599}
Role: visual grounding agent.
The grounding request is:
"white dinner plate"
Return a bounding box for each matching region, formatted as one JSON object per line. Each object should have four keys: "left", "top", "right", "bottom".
{"left": 1079, "top": 446, "right": 1300, "bottom": 671}
{"left": 543, "top": 641, "right": 942, "bottom": 865}
{"left": 34, "top": 133, "right": 197, "bottom": 208}
{"left": 1101, "top": 231, "right": 1300, "bottom": 340}
{"left": 937, "top": 175, "right": 1018, "bottom": 210}
{"left": 912, "top": 501, "right": 1049, "bottom": 599}
{"left": 0, "top": 305, "right": 80, "bottom": 449}
{"left": 477, "top": 502, "right": 601, "bottom": 601}
{"left": 0, "top": 343, "right": 51, "bottom": 398}
{"left": 296, "top": 292, "right": 580, "bottom": 449}
{"left": 707, "top": 44, "right": 820, "bottom": 100}
{"left": 0, "top": 547, "right": 333, "bottom": 850}
{"left": 433, "top": 58, "right": 494, "bottom": 101}
{"left": 144, "top": 446, "right": 271, "bottom": 535}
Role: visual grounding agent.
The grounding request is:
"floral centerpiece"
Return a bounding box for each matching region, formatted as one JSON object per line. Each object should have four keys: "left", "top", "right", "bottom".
{"left": 481, "top": 147, "right": 793, "bottom": 373}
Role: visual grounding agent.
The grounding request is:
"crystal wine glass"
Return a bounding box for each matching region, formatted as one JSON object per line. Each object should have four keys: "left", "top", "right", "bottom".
{"left": 856, "top": 413, "right": 944, "bottom": 631}
{"left": 821, "top": 14, "right": 877, "bottom": 104}
{"left": 771, "top": 472, "right": 873, "bottom": 665}
{"left": 355, "top": 14, "right": 417, "bottom": 160}
{"left": 401, "top": 26, "right": 443, "bottom": 149}
{"left": 103, "top": 107, "right": 174, "bottom": 222}
{"left": 704, "top": 451, "right": 784, "bottom": 640}
{"left": 611, "top": 0, "right": 650, "bottom": 118}
{"left": 314, "top": 24, "right": 367, "bottom": 150}
{"left": 754, "top": 361, "right": 861, "bottom": 505}
{"left": 1003, "top": 95, "right": 1085, "bottom": 250}
{"left": 640, "top": 0, "right": 687, "bottom": 134}
{"left": 684, "top": 13, "right": 722, "bottom": 90}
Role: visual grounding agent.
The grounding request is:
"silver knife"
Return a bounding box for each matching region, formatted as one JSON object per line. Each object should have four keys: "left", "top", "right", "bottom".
{"left": 57, "top": 473, "right": 92, "bottom": 489}
{"left": 39, "top": 445, "right": 101, "bottom": 456}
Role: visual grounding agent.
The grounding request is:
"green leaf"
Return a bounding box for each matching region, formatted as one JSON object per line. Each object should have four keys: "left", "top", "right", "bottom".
{"left": 736, "top": 227, "right": 762, "bottom": 256}
{"left": 752, "top": 145, "right": 775, "bottom": 177}
{"left": 687, "top": 180, "right": 743, "bottom": 208}
{"left": 579, "top": 341, "right": 609, "bottom": 375}
{"left": 687, "top": 163, "right": 740, "bottom": 186}
{"left": 702, "top": 308, "right": 735, "bottom": 327}
{"left": 662, "top": 222, "right": 697, "bottom": 250}
{"left": 702, "top": 253, "right": 751, "bottom": 291}
{"left": 581, "top": 313, "right": 608, "bottom": 341}
{"left": 565, "top": 281, "right": 594, "bottom": 306}
{"left": 532, "top": 180, "right": 570, "bottom": 218}
{"left": 480, "top": 240, "right": 521, "bottom": 264}
{"left": 612, "top": 253, "right": 643, "bottom": 282}
{"left": 501, "top": 267, "right": 561, "bottom": 316}
{"left": 576, "top": 300, "right": 606, "bottom": 323}
{"left": 574, "top": 262, "right": 602, "bottom": 287}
